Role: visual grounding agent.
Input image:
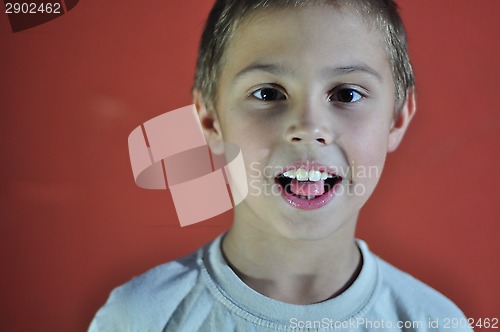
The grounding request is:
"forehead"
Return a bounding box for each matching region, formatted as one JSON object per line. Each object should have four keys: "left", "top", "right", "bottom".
{"left": 222, "top": 5, "right": 390, "bottom": 82}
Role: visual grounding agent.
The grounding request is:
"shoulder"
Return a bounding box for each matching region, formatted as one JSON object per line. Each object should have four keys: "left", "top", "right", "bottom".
{"left": 89, "top": 248, "right": 203, "bottom": 331}
{"left": 376, "top": 257, "right": 458, "bottom": 313}
{"left": 371, "top": 252, "right": 470, "bottom": 330}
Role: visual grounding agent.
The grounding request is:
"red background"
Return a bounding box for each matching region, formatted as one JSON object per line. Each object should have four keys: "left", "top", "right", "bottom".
{"left": 1, "top": 1, "right": 499, "bottom": 331}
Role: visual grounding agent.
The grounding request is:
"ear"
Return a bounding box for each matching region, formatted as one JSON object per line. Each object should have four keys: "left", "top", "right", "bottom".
{"left": 387, "top": 88, "right": 417, "bottom": 153}
{"left": 193, "top": 89, "right": 225, "bottom": 155}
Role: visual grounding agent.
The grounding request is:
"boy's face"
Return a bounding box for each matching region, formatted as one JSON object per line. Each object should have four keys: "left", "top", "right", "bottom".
{"left": 198, "top": 6, "right": 414, "bottom": 240}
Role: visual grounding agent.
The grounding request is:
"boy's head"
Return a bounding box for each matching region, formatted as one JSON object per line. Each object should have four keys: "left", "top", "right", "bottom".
{"left": 193, "top": 0, "right": 416, "bottom": 240}
{"left": 194, "top": 0, "right": 414, "bottom": 112}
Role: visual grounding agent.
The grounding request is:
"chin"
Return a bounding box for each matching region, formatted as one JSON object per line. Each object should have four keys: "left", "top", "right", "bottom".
{"left": 274, "top": 214, "right": 355, "bottom": 242}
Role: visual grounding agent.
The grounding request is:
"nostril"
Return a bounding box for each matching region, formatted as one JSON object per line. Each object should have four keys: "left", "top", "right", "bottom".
{"left": 316, "top": 138, "right": 326, "bottom": 144}
{"left": 291, "top": 137, "right": 302, "bottom": 142}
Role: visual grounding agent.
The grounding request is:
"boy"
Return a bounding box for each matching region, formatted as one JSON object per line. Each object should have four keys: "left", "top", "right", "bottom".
{"left": 90, "top": 0, "right": 471, "bottom": 331}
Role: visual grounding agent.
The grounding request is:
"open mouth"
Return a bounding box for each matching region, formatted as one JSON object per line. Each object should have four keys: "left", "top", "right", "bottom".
{"left": 275, "top": 168, "right": 342, "bottom": 209}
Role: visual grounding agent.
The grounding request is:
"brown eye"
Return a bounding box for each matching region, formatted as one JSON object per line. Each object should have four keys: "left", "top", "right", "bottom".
{"left": 252, "top": 87, "right": 286, "bottom": 101}
{"left": 329, "top": 88, "right": 363, "bottom": 103}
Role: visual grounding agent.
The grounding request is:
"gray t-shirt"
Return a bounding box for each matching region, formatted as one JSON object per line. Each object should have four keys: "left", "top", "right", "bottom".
{"left": 89, "top": 235, "right": 471, "bottom": 331}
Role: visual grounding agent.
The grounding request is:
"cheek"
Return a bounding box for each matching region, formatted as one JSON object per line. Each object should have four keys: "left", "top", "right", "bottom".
{"left": 356, "top": 140, "right": 387, "bottom": 185}
{"left": 342, "top": 121, "right": 391, "bottom": 184}
{"left": 221, "top": 111, "right": 278, "bottom": 160}
{"left": 222, "top": 117, "right": 278, "bottom": 198}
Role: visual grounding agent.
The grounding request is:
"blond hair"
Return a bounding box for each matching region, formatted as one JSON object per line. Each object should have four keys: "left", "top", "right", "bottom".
{"left": 194, "top": 0, "right": 414, "bottom": 111}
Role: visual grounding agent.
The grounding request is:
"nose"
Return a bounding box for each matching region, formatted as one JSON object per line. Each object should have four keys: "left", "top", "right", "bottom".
{"left": 286, "top": 122, "right": 333, "bottom": 145}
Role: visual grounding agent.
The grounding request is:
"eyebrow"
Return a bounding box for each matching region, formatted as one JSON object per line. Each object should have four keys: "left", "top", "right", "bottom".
{"left": 234, "top": 63, "right": 290, "bottom": 82}
{"left": 233, "top": 62, "right": 383, "bottom": 83}
{"left": 325, "top": 65, "right": 383, "bottom": 82}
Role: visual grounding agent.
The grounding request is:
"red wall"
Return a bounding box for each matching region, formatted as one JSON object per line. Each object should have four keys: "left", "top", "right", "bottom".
{"left": 0, "top": 1, "right": 498, "bottom": 330}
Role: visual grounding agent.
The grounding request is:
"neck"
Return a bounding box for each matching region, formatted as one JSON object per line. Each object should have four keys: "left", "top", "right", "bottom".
{"left": 222, "top": 211, "right": 361, "bottom": 304}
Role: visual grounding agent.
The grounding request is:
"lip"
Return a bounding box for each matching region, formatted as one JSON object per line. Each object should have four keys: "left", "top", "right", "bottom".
{"left": 274, "top": 161, "right": 342, "bottom": 210}
{"left": 274, "top": 161, "right": 338, "bottom": 177}
{"left": 278, "top": 184, "right": 338, "bottom": 210}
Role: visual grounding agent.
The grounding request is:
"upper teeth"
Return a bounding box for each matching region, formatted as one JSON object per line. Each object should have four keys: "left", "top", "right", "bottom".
{"left": 282, "top": 169, "right": 333, "bottom": 181}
